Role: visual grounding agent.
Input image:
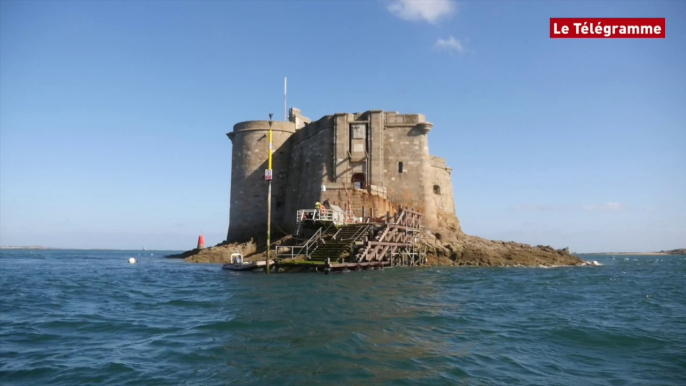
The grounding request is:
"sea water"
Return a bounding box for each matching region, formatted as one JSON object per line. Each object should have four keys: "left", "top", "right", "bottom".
{"left": 1, "top": 250, "right": 685, "bottom": 385}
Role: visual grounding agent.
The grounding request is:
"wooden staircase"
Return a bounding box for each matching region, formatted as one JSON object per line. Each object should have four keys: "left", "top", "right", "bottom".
{"left": 355, "top": 208, "right": 423, "bottom": 263}
{"left": 277, "top": 207, "right": 424, "bottom": 270}
{"left": 308, "top": 224, "right": 371, "bottom": 263}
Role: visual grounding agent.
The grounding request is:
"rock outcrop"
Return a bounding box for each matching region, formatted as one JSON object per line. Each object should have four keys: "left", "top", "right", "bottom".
{"left": 172, "top": 226, "right": 583, "bottom": 267}
{"left": 167, "top": 236, "right": 295, "bottom": 264}
{"left": 421, "top": 227, "right": 582, "bottom": 267}
{"left": 660, "top": 248, "right": 686, "bottom": 255}
{"left": 167, "top": 239, "right": 259, "bottom": 264}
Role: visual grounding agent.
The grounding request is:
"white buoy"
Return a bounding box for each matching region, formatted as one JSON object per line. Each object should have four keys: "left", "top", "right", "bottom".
{"left": 128, "top": 257, "right": 137, "bottom": 264}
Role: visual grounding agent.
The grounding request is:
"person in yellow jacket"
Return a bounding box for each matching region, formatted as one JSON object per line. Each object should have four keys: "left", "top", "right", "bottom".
{"left": 314, "top": 202, "right": 321, "bottom": 218}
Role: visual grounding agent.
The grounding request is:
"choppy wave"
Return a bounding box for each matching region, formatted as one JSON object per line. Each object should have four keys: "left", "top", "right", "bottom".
{"left": 1, "top": 250, "right": 685, "bottom": 385}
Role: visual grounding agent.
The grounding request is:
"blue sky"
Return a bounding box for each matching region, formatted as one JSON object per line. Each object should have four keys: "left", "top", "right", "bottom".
{"left": 1, "top": 0, "right": 684, "bottom": 252}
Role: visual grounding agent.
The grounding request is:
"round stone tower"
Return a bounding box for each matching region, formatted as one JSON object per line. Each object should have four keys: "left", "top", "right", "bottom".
{"left": 226, "top": 120, "right": 295, "bottom": 242}
{"left": 416, "top": 122, "right": 438, "bottom": 229}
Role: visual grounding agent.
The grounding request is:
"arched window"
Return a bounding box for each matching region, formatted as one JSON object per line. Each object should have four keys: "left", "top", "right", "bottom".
{"left": 433, "top": 185, "right": 441, "bottom": 195}
{"left": 352, "top": 173, "right": 366, "bottom": 189}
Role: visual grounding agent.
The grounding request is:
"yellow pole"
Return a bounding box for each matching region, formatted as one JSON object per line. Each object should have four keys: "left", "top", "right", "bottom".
{"left": 266, "top": 114, "right": 273, "bottom": 274}
{"left": 268, "top": 127, "right": 273, "bottom": 170}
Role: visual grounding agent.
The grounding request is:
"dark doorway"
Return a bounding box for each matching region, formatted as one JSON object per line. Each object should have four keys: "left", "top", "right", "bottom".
{"left": 352, "top": 173, "right": 366, "bottom": 189}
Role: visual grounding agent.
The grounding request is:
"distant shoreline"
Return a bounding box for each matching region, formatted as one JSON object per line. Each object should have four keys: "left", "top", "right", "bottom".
{"left": 1, "top": 246, "right": 60, "bottom": 250}
{"left": 582, "top": 252, "right": 670, "bottom": 256}
{"left": 582, "top": 249, "right": 685, "bottom": 256}
{"left": 0, "top": 247, "right": 167, "bottom": 251}
{"left": 0, "top": 246, "right": 122, "bottom": 251}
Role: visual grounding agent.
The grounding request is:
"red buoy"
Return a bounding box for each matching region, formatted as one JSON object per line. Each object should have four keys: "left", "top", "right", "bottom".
{"left": 197, "top": 234, "right": 205, "bottom": 249}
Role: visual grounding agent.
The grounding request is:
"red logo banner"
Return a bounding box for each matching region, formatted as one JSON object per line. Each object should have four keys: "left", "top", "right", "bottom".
{"left": 550, "top": 18, "right": 665, "bottom": 38}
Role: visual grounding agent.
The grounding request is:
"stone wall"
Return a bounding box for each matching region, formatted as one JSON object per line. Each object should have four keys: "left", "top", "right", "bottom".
{"left": 380, "top": 113, "right": 438, "bottom": 228}
{"left": 332, "top": 113, "right": 364, "bottom": 185}
{"left": 318, "top": 185, "right": 396, "bottom": 220}
{"left": 430, "top": 156, "right": 460, "bottom": 231}
{"left": 288, "top": 107, "right": 311, "bottom": 130}
{"left": 227, "top": 120, "right": 295, "bottom": 242}
{"left": 281, "top": 116, "right": 335, "bottom": 233}
{"left": 226, "top": 109, "right": 455, "bottom": 240}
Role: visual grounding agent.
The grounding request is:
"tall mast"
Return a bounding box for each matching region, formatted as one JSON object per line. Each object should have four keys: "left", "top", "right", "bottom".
{"left": 266, "top": 113, "right": 273, "bottom": 274}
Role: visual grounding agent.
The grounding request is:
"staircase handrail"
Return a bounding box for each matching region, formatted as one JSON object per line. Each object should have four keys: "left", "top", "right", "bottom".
{"left": 276, "top": 226, "right": 324, "bottom": 261}
{"left": 396, "top": 210, "right": 406, "bottom": 225}
{"left": 346, "top": 224, "right": 371, "bottom": 243}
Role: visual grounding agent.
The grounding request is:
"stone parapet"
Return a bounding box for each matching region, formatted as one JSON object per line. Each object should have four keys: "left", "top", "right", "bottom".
{"left": 430, "top": 156, "right": 447, "bottom": 168}
{"left": 231, "top": 120, "right": 295, "bottom": 135}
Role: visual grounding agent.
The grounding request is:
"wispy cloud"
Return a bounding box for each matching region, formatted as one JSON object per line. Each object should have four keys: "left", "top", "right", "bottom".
{"left": 434, "top": 36, "right": 464, "bottom": 53}
{"left": 582, "top": 202, "right": 623, "bottom": 212}
{"left": 514, "top": 204, "right": 562, "bottom": 212}
{"left": 387, "top": 0, "right": 456, "bottom": 24}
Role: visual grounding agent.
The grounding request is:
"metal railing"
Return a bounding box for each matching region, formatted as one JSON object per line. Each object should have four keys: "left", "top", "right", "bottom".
{"left": 296, "top": 209, "right": 357, "bottom": 225}
{"left": 274, "top": 227, "right": 324, "bottom": 261}
{"left": 347, "top": 224, "right": 371, "bottom": 242}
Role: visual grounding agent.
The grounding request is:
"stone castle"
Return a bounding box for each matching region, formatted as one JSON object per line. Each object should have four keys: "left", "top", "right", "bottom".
{"left": 226, "top": 108, "right": 460, "bottom": 242}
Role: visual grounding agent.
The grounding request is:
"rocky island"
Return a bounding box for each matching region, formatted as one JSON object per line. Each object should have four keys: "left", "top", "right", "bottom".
{"left": 171, "top": 108, "right": 585, "bottom": 269}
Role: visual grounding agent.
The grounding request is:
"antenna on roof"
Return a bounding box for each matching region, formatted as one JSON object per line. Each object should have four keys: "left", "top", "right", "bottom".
{"left": 284, "top": 77, "right": 287, "bottom": 121}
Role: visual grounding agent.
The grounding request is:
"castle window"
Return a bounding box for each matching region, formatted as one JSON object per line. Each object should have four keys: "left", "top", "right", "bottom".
{"left": 398, "top": 162, "right": 404, "bottom": 173}
{"left": 433, "top": 185, "right": 441, "bottom": 195}
{"left": 352, "top": 173, "right": 366, "bottom": 189}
